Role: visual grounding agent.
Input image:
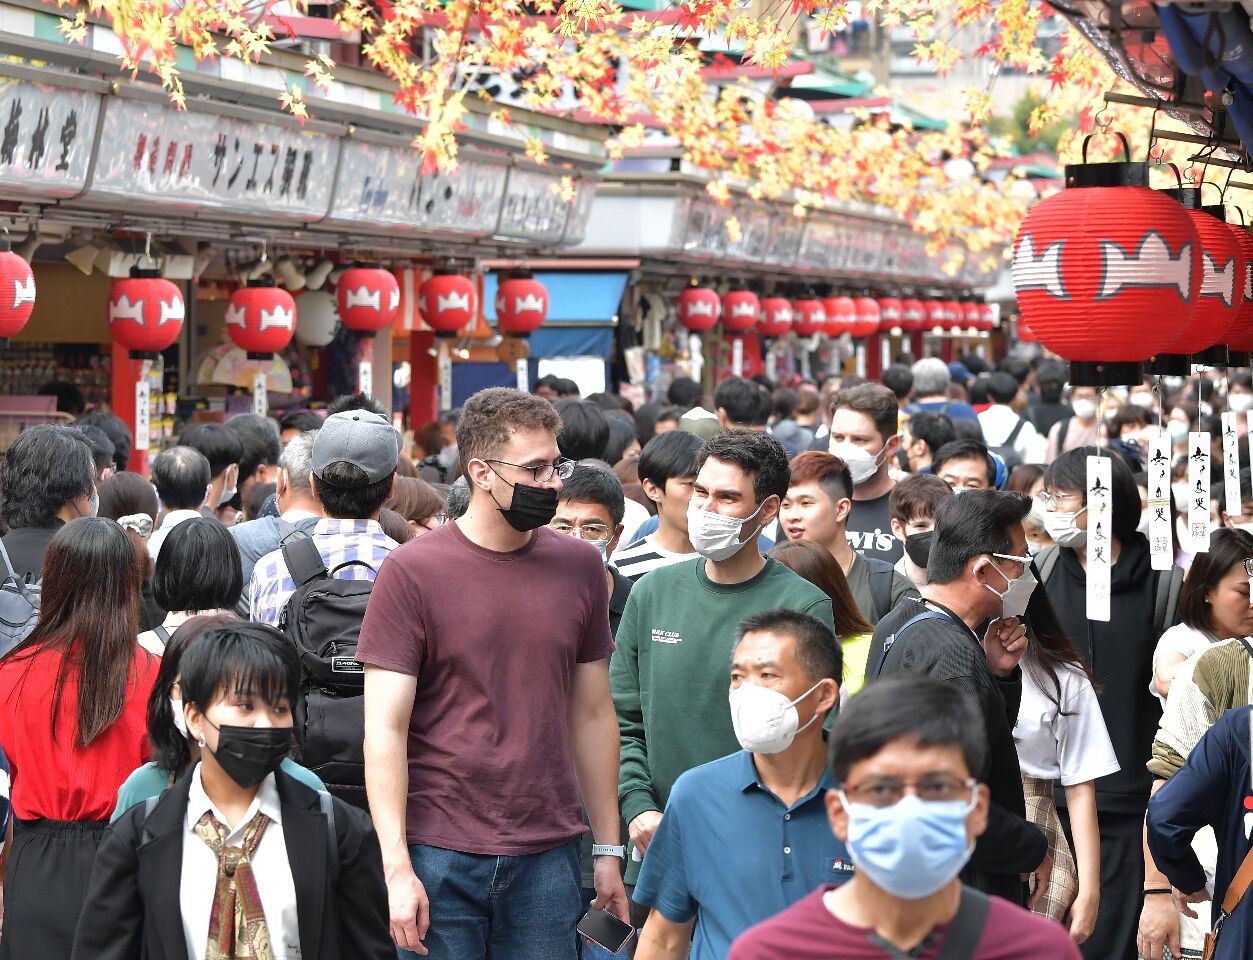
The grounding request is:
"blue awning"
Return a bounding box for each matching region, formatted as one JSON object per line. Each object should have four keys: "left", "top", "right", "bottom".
{"left": 484, "top": 271, "right": 628, "bottom": 326}
{"left": 452, "top": 358, "right": 611, "bottom": 405}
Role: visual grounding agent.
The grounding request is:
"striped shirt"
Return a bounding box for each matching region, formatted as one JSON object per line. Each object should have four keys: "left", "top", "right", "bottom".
{"left": 248, "top": 518, "right": 398, "bottom": 625}
{"left": 612, "top": 535, "right": 698, "bottom": 583}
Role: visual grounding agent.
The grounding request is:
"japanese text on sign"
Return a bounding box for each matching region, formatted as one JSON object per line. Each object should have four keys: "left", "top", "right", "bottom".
{"left": 1188, "top": 432, "right": 1211, "bottom": 554}
{"left": 1086, "top": 455, "right": 1112, "bottom": 622}
{"left": 0, "top": 78, "right": 100, "bottom": 199}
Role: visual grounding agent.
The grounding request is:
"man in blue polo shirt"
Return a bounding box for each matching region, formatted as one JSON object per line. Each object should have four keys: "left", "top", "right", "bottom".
{"left": 631, "top": 609, "right": 852, "bottom": 960}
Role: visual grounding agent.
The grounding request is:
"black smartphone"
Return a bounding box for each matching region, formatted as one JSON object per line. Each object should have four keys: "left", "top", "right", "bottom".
{"left": 577, "top": 908, "right": 635, "bottom": 954}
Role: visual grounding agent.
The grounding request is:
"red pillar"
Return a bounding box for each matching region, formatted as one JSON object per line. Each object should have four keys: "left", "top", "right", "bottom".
{"left": 408, "top": 330, "right": 438, "bottom": 431}
{"left": 111, "top": 341, "right": 150, "bottom": 475}
{"left": 865, "top": 332, "right": 883, "bottom": 381}
{"left": 910, "top": 330, "right": 924, "bottom": 359}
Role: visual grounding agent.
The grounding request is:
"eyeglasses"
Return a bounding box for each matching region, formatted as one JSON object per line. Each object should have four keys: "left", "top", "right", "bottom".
{"left": 484, "top": 458, "right": 576, "bottom": 483}
{"left": 550, "top": 521, "right": 612, "bottom": 541}
{"left": 838, "top": 777, "right": 978, "bottom": 809}
{"left": 990, "top": 551, "right": 1032, "bottom": 566}
{"left": 1037, "top": 489, "right": 1084, "bottom": 510}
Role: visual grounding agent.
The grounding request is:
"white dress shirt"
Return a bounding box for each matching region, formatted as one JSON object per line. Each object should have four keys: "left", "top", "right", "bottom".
{"left": 148, "top": 509, "right": 205, "bottom": 562}
{"left": 181, "top": 766, "right": 302, "bottom": 960}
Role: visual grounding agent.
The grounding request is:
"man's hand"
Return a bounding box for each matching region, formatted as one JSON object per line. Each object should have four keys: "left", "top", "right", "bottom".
{"left": 590, "top": 856, "right": 631, "bottom": 925}
{"left": 1024, "top": 852, "right": 1052, "bottom": 910}
{"left": 1172, "top": 886, "right": 1208, "bottom": 920}
{"left": 1137, "top": 893, "right": 1181, "bottom": 960}
{"left": 983, "top": 617, "right": 1028, "bottom": 678}
{"left": 629, "top": 811, "right": 663, "bottom": 856}
{"left": 385, "top": 862, "right": 430, "bottom": 956}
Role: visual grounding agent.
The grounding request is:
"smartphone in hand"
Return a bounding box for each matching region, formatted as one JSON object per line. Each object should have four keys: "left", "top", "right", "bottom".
{"left": 577, "top": 908, "right": 635, "bottom": 954}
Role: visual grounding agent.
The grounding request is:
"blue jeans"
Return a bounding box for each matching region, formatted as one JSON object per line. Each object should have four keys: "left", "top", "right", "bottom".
{"left": 399, "top": 839, "right": 583, "bottom": 960}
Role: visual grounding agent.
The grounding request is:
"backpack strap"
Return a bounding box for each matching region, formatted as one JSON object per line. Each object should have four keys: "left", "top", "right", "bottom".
{"left": 317, "top": 790, "right": 339, "bottom": 884}
{"left": 1057, "top": 415, "right": 1071, "bottom": 451}
{"left": 873, "top": 609, "right": 953, "bottom": 679}
{"left": 1005, "top": 415, "right": 1027, "bottom": 447}
{"left": 0, "top": 539, "right": 33, "bottom": 600}
{"left": 936, "top": 888, "right": 991, "bottom": 960}
{"left": 139, "top": 794, "right": 161, "bottom": 844}
{"left": 1036, "top": 545, "right": 1060, "bottom": 585}
{"left": 152, "top": 624, "right": 171, "bottom": 646}
{"left": 866, "top": 560, "right": 895, "bottom": 623}
{"left": 282, "top": 536, "right": 329, "bottom": 589}
{"left": 1154, "top": 565, "right": 1184, "bottom": 639}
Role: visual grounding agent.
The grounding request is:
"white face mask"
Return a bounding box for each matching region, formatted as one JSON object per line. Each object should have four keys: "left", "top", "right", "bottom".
{"left": 1071, "top": 398, "right": 1097, "bottom": 421}
{"left": 829, "top": 439, "right": 888, "bottom": 485}
{"left": 216, "top": 464, "right": 239, "bottom": 508}
{"left": 1129, "top": 393, "right": 1156, "bottom": 410}
{"left": 728, "top": 679, "right": 823, "bottom": 754}
{"left": 983, "top": 556, "right": 1037, "bottom": 620}
{"left": 687, "top": 500, "right": 765, "bottom": 562}
{"left": 1043, "top": 507, "right": 1088, "bottom": 548}
{"left": 170, "top": 696, "right": 188, "bottom": 739}
{"left": 1230, "top": 393, "right": 1253, "bottom": 414}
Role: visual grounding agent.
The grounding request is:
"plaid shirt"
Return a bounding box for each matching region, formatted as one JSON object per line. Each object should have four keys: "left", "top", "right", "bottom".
{"left": 248, "top": 518, "right": 398, "bottom": 625}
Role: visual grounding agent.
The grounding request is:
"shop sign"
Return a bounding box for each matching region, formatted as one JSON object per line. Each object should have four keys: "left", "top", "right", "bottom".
{"left": 560, "top": 176, "right": 598, "bottom": 246}
{"left": 0, "top": 78, "right": 100, "bottom": 200}
{"left": 765, "top": 213, "right": 803, "bottom": 267}
{"left": 496, "top": 167, "right": 570, "bottom": 243}
{"left": 413, "top": 159, "right": 509, "bottom": 236}
{"left": 327, "top": 138, "right": 422, "bottom": 228}
{"left": 86, "top": 98, "right": 339, "bottom": 221}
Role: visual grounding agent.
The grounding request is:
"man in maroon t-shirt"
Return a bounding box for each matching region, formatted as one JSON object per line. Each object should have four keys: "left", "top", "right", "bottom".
{"left": 729, "top": 675, "right": 1080, "bottom": 960}
{"left": 358, "top": 387, "right": 628, "bottom": 960}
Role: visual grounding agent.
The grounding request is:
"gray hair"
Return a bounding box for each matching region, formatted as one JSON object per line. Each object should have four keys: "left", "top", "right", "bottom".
{"left": 280, "top": 430, "right": 317, "bottom": 493}
{"left": 911, "top": 357, "right": 952, "bottom": 396}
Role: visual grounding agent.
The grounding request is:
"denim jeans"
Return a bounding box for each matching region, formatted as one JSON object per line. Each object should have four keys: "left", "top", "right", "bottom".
{"left": 398, "top": 839, "right": 583, "bottom": 960}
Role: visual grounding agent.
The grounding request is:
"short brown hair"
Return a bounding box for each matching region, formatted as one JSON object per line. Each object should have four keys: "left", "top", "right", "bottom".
{"left": 889, "top": 474, "right": 953, "bottom": 525}
{"left": 831, "top": 383, "right": 898, "bottom": 440}
{"left": 457, "top": 388, "right": 562, "bottom": 467}
{"left": 789, "top": 451, "right": 852, "bottom": 502}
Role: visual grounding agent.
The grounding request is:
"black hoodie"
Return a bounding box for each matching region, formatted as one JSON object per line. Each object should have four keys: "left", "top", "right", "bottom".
{"left": 1045, "top": 533, "right": 1163, "bottom": 813}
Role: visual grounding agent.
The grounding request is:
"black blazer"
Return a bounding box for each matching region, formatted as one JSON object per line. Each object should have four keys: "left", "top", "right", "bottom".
{"left": 71, "top": 768, "right": 395, "bottom": 960}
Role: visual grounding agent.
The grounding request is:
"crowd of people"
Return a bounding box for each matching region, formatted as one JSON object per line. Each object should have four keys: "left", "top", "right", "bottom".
{"left": 1, "top": 355, "right": 1252, "bottom": 959}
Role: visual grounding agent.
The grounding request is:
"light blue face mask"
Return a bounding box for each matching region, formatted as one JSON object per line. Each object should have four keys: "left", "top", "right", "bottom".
{"left": 1167, "top": 420, "right": 1189, "bottom": 444}
{"left": 590, "top": 538, "right": 611, "bottom": 566}
{"left": 840, "top": 793, "right": 975, "bottom": 900}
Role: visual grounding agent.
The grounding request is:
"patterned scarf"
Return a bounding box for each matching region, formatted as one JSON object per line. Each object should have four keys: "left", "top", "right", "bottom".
{"left": 193, "top": 810, "right": 274, "bottom": 960}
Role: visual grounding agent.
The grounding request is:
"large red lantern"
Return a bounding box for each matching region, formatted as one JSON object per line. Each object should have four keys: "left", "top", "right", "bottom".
{"left": 941, "top": 300, "right": 964, "bottom": 332}
{"left": 792, "top": 298, "right": 827, "bottom": 337}
{"left": 899, "top": 298, "right": 926, "bottom": 333}
{"left": 418, "top": 273, "right": 478, "bottom": 336}
{"left": 495, "top": 277, "right": 548, "bottom": 337}
{"left": 1012, "top": 139, "right": 1202, "bottom": 384}
{"left": 0, "top": 249, "right": 34, "bottom": 340}
{"left": 1017, "top": 320, "right": 1037, "bottom": 343}
{"left": 852, "top": 297, "right": 881, "bottom": 338}
{"left": 978, "top": 303, "right": 996, "bottom": 331}
{"left": 676, "top": 287, "right": 721, "bottom": 332}
{"left": 878, "top": 297, "right": 903, "bottom": 335}
{"left": 1227, "top": 224, "right": 1253, "bottom": 357}
{"left": 337, "top": 267, "right": 400, "bottom": 334}
{"left": 721, "top": 290, "right": 759, "bottom": 333}
{"left": 108, "top": 273, "right": 185, "bottom": 358}
{"left": 226, "top": 282, "right": 296, "bottom": 357}
{"left": 823, "top": 296, "right": 856, "bottom": 337}
{"left": 757, "top": 297, "right": 793, "bottom": 337}
{"left": 961, "top": 302, "right": 982, "bottom": 334}
{"left": 924, "top": 300, "right": 947, "bottom": 333}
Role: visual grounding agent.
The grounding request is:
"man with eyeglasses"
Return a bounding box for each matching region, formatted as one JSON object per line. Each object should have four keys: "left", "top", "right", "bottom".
{"left": 358, "top": 387, "right": 628, "bottom": 960}
{"left": 549, "top": 464, "right": 633, "bottom": 634}
{"left": 728, "top": 675, "right": 1080, "bottom": 959}
{"left": 865, "top": 488, "right": 1050, "bottom": 908}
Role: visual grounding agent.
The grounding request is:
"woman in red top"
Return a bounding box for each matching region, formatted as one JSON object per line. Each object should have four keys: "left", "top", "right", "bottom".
{"left": 0, "top": 517, "right": 159, "bottom": 960}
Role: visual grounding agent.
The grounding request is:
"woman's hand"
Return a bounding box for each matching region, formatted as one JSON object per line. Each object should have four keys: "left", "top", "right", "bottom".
{"left": 1067, "top": 892, "right": 1098, "bottom": 944}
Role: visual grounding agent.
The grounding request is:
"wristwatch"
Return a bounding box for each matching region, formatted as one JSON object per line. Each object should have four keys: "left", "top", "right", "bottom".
{"left": 592, "top": 844, "right": 627, "bottom": 859}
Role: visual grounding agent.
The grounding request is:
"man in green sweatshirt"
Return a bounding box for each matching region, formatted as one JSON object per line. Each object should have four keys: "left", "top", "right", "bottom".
{"left": 611, "top": 429, "right": 836, "bottom": 886}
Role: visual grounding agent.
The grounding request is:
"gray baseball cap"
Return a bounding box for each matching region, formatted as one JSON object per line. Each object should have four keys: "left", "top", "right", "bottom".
{"left": 312, "top": 410, "right": 399, "bottom": 485}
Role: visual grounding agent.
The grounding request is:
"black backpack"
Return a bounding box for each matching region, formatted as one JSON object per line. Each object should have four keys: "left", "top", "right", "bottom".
{"left": 277, "top": 536, "right": 375, "bottom": 810}
{"left": 1035, "top": 544, "right": 1183, "bottom": 637}
{"left": 0, "top": 539, "right": 39, "bottom": 657}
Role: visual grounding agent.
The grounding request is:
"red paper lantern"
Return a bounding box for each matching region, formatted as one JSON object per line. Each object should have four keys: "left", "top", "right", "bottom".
{"left": 1227, "top": 224, "right": 1253, "bottom": 353}
{"left": 1012, "top": 148, "right": 1202, "bottom": 383}
{"left": 961, "top": 302, "right": 982, "bottom": 333}
{"left": 792, "top": 298, "right": 827, "bottom": 337}
{"left": 924, "top": 300, "right": 947, "bottom": 333}
{"left": 721, "top": 290, "right": 760, "bottom": 333}
{"left": 676, "top": 287, "right": 721, "bottom": 332}
{"left": 758, "top": 297, "right": 793, "bottom": 337}
{"left": 978, "top": 303, "right": 996, "bottom": 331}
{"left": 226, "top": 283, "right": 296, "bottom": 357}
{"left": 108, "top": 274, "right": 184, "bottom": 357}
{"left": 0, "top": 250, "right": 34, "bottom": 340}
{"left": 418, "top": 274, "right": 478, "bottom": 336}
{"left": 852, "top": 297, "right": 881, "bottom": 338}
{"left": 338, "top": 267, "right": 400, "bottom": 334}
{"left": 877, "top": 297, "right": 903, "bottom": 334}
{"left": 899, "top": 299, "right": 926, "bottom": 333}
{"left": 1162, "top": 198, "right": 1241, "bottom": 360}
{"left": 822, "top": 296, "right": 856, "bottom": 337}
{"left": 495, "top": 277, "right": 548, "bottom": 337}
{"left": 941, "top": 300, "right": 964, "bottom": 332}
{"left": 1017, "top": 320, "right": 1037, "bottom": 343}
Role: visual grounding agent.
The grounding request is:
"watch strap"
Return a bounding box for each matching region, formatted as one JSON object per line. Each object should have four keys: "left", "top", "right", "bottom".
{"left": 592, "top": 844, "right": 626, "bottom": 858}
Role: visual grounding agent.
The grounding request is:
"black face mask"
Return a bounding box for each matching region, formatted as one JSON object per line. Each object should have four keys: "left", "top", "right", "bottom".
{"left": 493, "top": 477, "right": 559, "bottom": 532}
{"left": 205, "top": 719, "right": 293, "bottom": 788}
{"left": 904, "top": 530, "right": 933, "bottom": 570}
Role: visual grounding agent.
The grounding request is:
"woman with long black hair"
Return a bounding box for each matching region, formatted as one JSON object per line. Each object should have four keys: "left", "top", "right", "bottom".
{"left": 0, "top": 517, "right": 159, "bottom": 959}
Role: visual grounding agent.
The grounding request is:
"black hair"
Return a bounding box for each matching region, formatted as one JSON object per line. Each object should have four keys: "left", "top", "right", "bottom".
{"left": 828, "top": 674, "right": 986, "bottom": 783}
{"left": 638, "top": 430, "right": 704, "bottom": 490}
{"left": 0, "top": 425, "right": 95, "bottom": 528}
{"left": 1179, "top": 526, "right": 1253, "bottom": 633}
{"left": 1034, "top": 361, "right": 1067, "bottom": 403}
{"left": 932, "top": 439, "right": 996, "bottom": 487}
{"left": 278, "top": 410, "right": 324, "bottom": 434}
{"left": 38, "top": 380, "right": 86, "bottom": 417}
{"left": 927, "top": 488, "right": 1031, "bottom": 584}
{"left": 602, "top": 415, "right": 638, "bottom": 467}
{"left": 998, "top": 357, "right": 1030, "bottom": 386}
{"left": 1044, "top": 446, "right": 1140, "bottom": 542}
{"left": 655, "top": 405, "right": 684, "bottom": 426}
{"left": 70, "top": 424, "right": 116, "bottom": 478}
{"left": 951, "top": 418, "right": 986, "bottom": 443}
{"left": 880, "top": 365, "right": 914, "bottom": 402}
{"left": 554, "top": 399, "right": 610, "bottom": 461}
{"left": 179, "top": 621, "right": 301, "bottom": 717}
{"left": 75, "top": 410, "right": 132, "bottom": 472}
{"left": 586, "top": 392, "right": 633, "bottom": 414}
{"left": 735, "top": 608, "right": 842, "bottom": 686}
{"left": 535, "top": 374, "right": 562, "bottom": 393}
{"left": 633, "top": 402, "right": 661, "bottom": 445}
{"left": 314, "top": 460, "right": 394, "bottom": 519}
{"left": 555, "top": 378, "right": 580, "bottom": 398}
{"left": 1020, "top": 564, "right": 1098, "bottom": 711}
{"left": 150, "top": 446, "right": 212, "bottom": 511}
{"left": 968, "top": 378, "right": 991, "bottom": 406}
{"left": 697, "top": 429, "right": 791, "bottom": 504}
{"left": 179, "top": 423, "right": 245, "bottom": 479}
{"left": 667, "top": 377, "right": 703, "bottom": 411}
{"left": 906, "top": 411, "right": 956, "bottom": 457}
{"left": 327, "top": 393, "right": 387, "bottom": 417}
{"left": 714, "top": 377, "right": 770, "bottom": 426}
{"left": 987, "top": 372, "right": 1019, "bottom": 405}
{"left": 226, "top": 413, "right": 283, "bottom": 480}
{"left": 558, "top": 465, "right": 626, "bottom": 526}
{"left": 771, "top": 388, "right": 798, "bottom": 421}
{"left": 152, "top": 517, "right": 243, "bottom": 612}
{"left": 147, "top": 612, "right": 241, "bottom": 773}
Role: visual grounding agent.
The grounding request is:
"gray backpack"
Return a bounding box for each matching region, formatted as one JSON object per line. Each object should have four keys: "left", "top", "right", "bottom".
{"left": 0, "top": 539, "right": 39, "bottom": 657}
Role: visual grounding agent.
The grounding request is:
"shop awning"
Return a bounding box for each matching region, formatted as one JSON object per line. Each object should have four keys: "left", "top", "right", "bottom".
{"left": 484, "top": 270, "right": 629, "bottom": 328}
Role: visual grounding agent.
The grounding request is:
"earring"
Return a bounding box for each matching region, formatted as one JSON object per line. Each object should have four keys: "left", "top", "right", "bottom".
{"left": 197, "top": 734, "right": 206, "bottom": 747}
